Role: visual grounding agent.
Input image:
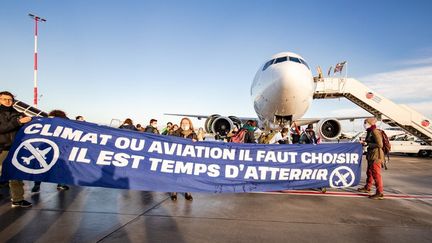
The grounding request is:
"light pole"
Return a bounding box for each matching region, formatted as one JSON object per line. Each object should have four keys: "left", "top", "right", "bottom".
{"left": 28, "top": 13, "right": 46, "bottom": 107}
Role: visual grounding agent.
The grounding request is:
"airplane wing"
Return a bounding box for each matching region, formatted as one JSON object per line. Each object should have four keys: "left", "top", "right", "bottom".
{"left": 293, "top": 116, "right": 372, "bottom": 126}
{"left": 164, "top": 113, "right": 257, "bottom": 123}
{"left": 166, "top": 113, "right": 371, "bottom": 126}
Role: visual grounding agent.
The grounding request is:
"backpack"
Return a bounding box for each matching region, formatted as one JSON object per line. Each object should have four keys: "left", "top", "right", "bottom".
{"left": 379, "top": 129, "right": 391, "bottom": 154}
{"left": 231, "top": 129, "right": 247, "bottom": 143}
{"left": 378, "top": 129, "right": 391, "bottom": 170}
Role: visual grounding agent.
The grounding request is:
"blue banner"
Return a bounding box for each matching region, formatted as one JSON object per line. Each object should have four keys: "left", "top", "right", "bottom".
{"left": 1, "top": 118, "right": 363, "bottom": 193}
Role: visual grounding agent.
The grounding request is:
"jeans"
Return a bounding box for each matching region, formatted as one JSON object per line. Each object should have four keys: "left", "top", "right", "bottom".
{"left": 0, "top": 150, "right": 25, "bottom": 202}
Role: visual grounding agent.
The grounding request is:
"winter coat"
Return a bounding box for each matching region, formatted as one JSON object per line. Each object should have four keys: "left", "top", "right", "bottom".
{"left": 365, "top": 128, "right": 384, "bottom": 164}
{"left": 119, "top": 124, "right": 138, "bottom": 131}
{"left": 144, "top": 126, "right": 160, "bottom": 134}
{"left": 300, "top": 131, "right": 317, "bottom": 144}
{"left": 172, "top": 128, "right": 198, "bottom": 140}
{"left": 0, "top": 106, "right": 23, "bottom": 151}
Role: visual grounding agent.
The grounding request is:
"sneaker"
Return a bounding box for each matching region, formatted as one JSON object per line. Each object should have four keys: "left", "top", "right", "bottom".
{"left": 11, "top": 200, "right": 32, "bottom": 208}
{"left": 369, "top": 193, "right": 384, "bottom": 200}
{"left": 57, "top": 185, "right": 69, "bottom": 191}
{"left": 185, "top": 193, "right": 193, "bottom": 201}
{"left": 170, "top": 193, "right": 177, "bottom": 201}
{"left": 31, "top": 185, "right": 40, "bottom": 193}
{"left": 357, "top": 187, "right": 371, "bottom": 193}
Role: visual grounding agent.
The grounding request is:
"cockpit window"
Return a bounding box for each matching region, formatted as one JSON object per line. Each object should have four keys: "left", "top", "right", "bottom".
{"left": 299, "top": 58, "right": 310, "bottom": 70}
{"left": 262, "top": 59, "right": 275, "bottom": 71}
{"left": 274, "top": 56, "right": 287, "bottom": 64}
{"left": 262, "top": 56, "right": 310, "bottom": 71}
{"left": 289, "top": 56, "right": 301, "bottom": 64}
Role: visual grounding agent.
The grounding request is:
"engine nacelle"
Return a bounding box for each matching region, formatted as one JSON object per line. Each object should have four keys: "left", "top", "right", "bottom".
{"left": 316, "top": 118, "right": 342, "bottom": 140}
{"left": 204, "top": 114, "right": 242, "bottom": 137}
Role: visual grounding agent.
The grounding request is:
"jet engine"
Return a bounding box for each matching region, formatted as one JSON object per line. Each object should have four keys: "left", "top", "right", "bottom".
{"left": 316, "top": 118, "right": 342, "bottom": 140}
{"left": 204, "top": 114, "right": 242, "bottom": 137}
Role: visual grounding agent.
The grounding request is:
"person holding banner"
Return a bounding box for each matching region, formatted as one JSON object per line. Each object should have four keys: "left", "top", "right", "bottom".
{"left": 119, "top": 118, "right": 138, "bottom": 131}
{"left": 0, "top": 91, "right": 32, "bottom": 208}
{"left": 357, "top": 118, "right": 385, "bottom": 200}
{"left": 170, "top": 117, "right": 197, "bottom": 201}
{"left": 32, "top": 110, "right": 71, "bottom": 193}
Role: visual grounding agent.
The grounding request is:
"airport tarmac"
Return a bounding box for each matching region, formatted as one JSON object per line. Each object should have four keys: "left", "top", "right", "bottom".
{"left": 0, "top": 154, "right": 431, "bottom": 243}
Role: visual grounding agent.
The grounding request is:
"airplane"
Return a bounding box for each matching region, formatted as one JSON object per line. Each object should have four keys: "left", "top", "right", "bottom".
{"left": 166, "top": 51, "right": 369, "bottom": 140}
{"left": 22, "top": 147, "right": 52, "bottom": 165}
{"left": 335, "top": 171, "right": 351, "bottom": 186}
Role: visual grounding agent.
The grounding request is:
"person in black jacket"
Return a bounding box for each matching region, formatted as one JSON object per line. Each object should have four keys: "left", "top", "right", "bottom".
{"left": 0, "top": 91, "right": 32, "bottom": 208}
{"left": 144, "top": 119, "right": 160, "bottom": 134}
{"left": 119, "top": 118, "right": 138, "bottom": 131}
{"left": 170, "top": 117, "right": 197, "bottom": 201}
{"left": 300, "top": 124, "right": 318, "bottom": 144}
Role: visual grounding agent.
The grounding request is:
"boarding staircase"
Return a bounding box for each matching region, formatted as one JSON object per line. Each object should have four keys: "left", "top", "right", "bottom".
{"left": 13, "top": 100, "right": 48, "bottom": 117}
{"left": 313, "top": 77, "right": 432, "bottom": 145}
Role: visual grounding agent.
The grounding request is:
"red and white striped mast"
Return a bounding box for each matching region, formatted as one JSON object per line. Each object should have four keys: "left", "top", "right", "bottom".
{"left": 28, "top": 13, "right": 46, "bottom": 107}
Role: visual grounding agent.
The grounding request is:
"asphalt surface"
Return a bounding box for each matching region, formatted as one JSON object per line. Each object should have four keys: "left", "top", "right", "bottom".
{"left": 0, "top": 155, "right": 431, "bottom": 243}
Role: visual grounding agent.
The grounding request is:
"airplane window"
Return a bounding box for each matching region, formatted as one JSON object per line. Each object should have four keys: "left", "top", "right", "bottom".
{"left": 300, "top": 59, "right": 310, "bottom": 70}
{"left": 289, "top": 56, "right": 302, "bottom": 64}
{"left": 274, "top": 56, "right": 288, "bottom": 64}
{"left": 262, "top": 59, "right": 275, "bottom": 71}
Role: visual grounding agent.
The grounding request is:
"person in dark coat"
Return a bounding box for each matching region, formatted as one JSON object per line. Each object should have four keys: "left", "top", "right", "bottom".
{"left": 0, "top": 91, "right": 32, "bottom": 207}
{"left": 357, "top": 118, "right": 385, "bottom": 199}
{"left": 144, "top": 119, "right": 160, "bottom": 134}
{"left": 300, "top": 124, "right": 318, "bottom": 144}
{"left": 119, "top": 118, "right": 138, "bottom": 131}
{"left": 170, "top": 117, "right": 197, "bottom": 201}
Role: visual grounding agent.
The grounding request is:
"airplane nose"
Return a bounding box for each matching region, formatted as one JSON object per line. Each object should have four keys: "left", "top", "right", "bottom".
{"left": 275, "top": 66, "right": 313, "bottom": 92}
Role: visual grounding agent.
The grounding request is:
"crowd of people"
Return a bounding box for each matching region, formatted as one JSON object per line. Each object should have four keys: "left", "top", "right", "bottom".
{"left": 0, "top": 90, "right": 386, "bottom": 208}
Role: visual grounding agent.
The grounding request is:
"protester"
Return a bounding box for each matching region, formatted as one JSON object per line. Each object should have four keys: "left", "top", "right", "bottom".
{"left": 32, "top": 109, "right": 70, "bottom": 193}
{"left": 0, "top": 91, "right": 32, "bottom": 207}
{"left": 75, "top": 115, "right": 85, "bottom": 121}
{"left": 230, "top": 120, "right": 256, "bottom": 143}
{"left": 145, "top": 119, "right": 159, "bottom": 134}
{"left": 258, "top": 130, "right": 276, "bottom": 144}
{"left": 300, "top": 124, "right": 317, "bottom": 144}
{"left": 170, "top": 117, "right": 197, "bottom": 201}
{"left": 226, "top": 125, "right": 239, "bottom": 142}
{"left": 168, "top": 124, "right": 179, "bottom": 135}
{"left": 197, "top": 127, "right": 206, "bottom": 141}
{"left": 161, "top": 122, "right": 173, "bottom": 135}
{"left": 119, "top": 118, "right": 138, "bottom": 131}
{"left": 136, "top": 124, "right": 145, "bottom": 132}
{"left": 291, "top": 124, "right": 301, "bottom": 144}
{"left": 268, "top": 128, "right": 291, "bottom": 144}
{"left": 242, "top": 120, "right": 257, "bottom": 143}
{"left": 357, "top": 118, "right": 385, "bottom": 199}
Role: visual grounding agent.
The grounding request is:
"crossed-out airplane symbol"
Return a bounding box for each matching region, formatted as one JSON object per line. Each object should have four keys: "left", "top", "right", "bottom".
{"left": 20, "top": 143, "right": 52, "bottom": 169}
{"left": 334, "top": 170, "right": 351, "bottom": 186}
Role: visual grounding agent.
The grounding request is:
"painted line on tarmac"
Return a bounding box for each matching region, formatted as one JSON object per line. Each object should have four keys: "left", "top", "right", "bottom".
{"left": 266, "top": 190, "right": 432, "bottom": 200}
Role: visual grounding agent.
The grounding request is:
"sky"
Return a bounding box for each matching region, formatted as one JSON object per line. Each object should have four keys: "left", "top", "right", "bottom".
{"left": 1, "top": 1, "right": 432, "bottom": 131}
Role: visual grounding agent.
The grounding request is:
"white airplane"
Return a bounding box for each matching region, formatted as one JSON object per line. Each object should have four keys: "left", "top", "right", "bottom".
{"left": 167, "top": 51, "right": 369, "bottom": 140}
{"left": 21, "top": 147, "right": 52, "bottom": 165}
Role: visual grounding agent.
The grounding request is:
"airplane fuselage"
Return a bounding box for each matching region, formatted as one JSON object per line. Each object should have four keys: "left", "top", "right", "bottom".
{"left": 251, "top": 52, "right": 315, "bottom": 127}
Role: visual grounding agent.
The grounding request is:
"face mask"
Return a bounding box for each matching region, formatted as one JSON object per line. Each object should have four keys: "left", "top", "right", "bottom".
{"left": 182, "top": 125, "right": 190, "bottom": 131}
{"left": 364, "top": 123, "right": 371, "bottom": 129}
